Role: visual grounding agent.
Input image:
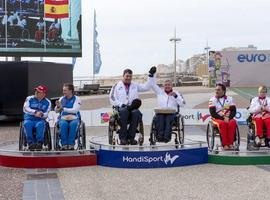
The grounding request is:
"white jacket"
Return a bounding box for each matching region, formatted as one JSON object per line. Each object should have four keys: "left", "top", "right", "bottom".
{"left": 209, "top": 95, "right": 235, "bottom": 117}
{"left": 249, "top": 96, "right": 270, "bottom": 119}
{"left": 151, "top": 82, "right": 185, "bottom": 111}
{"left": 110, "top": 77, "right": 154, "bottom": 107}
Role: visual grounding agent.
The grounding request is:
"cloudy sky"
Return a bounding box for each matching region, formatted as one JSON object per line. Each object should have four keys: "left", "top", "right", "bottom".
{"left": 22, "top": 0, "right": 270, "bottom": 76}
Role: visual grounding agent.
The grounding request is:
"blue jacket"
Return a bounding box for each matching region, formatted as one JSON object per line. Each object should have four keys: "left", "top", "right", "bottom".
{"left": 55, "top": 95, "right": 81, "bottom": 119}
{"left": 23, "top": 95, "right": 51, "bottom": 121}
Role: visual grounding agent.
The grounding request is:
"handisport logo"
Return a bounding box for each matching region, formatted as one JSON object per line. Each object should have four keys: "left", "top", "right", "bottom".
{"left": 122, "top": 152, "right": 179, "bottom": 165}
{"left": 237, "top": 53, "right": 270, "bottom": 63}
{"left": 196, "top": 112, "right": 211, "bottom": 122}
{"left": 164, "top": 153, "right": 179, "bottom": 165}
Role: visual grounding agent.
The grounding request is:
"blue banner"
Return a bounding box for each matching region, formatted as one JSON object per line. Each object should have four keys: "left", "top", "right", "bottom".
{"left": 93, "top": 10, "right": 102, "bottom": 75}
{"left": 97, "top": 147, "right": 208, "bottom": 168}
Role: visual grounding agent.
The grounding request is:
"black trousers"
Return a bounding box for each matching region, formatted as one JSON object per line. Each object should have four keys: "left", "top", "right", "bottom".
{"left": 118, "top": 107, "right": 142, "bottom": 141}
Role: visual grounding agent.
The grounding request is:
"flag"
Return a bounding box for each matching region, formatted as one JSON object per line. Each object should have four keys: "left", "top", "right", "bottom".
{"left": 93, "top": 10, "right": 102, "bottom": 75}
{"left": 45, "top": 0, "right": 69, "bottom": 19}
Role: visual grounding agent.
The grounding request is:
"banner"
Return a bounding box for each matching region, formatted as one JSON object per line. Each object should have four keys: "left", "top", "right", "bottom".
{"left": 209, "top": 50, "right": 270, "bottom": 87}
{"left": 45, "top": 0, "right": 69, "bottom": 18}
{"left": 48, "top": 108, "right": 250, "bottom": 127}
{"left": 209, "top": 51, "right": 230, "bottom": 87}
{"left": 97, "top": 148, "right": 208, "bottom": 168}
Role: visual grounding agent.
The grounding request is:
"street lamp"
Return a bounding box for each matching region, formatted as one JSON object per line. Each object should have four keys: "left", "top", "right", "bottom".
{"left": 204, "top": 43, "right": 211, "bottom": 87}
{"left": 170, "top": 29, "right": 181, "bottom": 86}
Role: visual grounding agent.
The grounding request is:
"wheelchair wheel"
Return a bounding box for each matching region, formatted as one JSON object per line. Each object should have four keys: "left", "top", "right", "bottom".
{"left": 53, "top": 123, "right": 61, "bottom": 150}
{"left": 247, "top": 123, "right": 256, "bottom": 150}
{"left": 79, "top": 121, "right": 86, "bottom": 149}
{"left": 138, "top": 120, "right": 144, "bottom": 145}
{"left": 43, "top": 122, "right": 52, "bottom": 151}
{"left": 19, "top": 122, "right": 27, "bottom": 151}
{"left": 234, "top": 125, "right": 240, "bottom": 151}
{"left": 58, "top": 38, "right": 64, "bottom": 47}
{"left": 108, "top": 116, "right": 115, "bottom": 145}
{"left": 206, "top": 122, "right": 215, "bottom": 151}
{"left": 178, "top": 116, "right": 185, "bottom": 144}
{"left": 149, "top": 118, "right": 156, "bottom": 146}
{"left": 21, "top": 29, "right": 30, "bottom": 40}
{"left": 108, "top": 128, "right": 114, "bottom": 145}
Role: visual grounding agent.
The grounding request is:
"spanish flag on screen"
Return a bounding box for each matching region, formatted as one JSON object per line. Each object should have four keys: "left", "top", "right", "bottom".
{"left": 45, "top": 0, "right": 69, "bottom": 19}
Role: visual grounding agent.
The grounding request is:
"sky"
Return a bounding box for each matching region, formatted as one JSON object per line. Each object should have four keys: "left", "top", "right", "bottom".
{"left": 11, "top": 0, "right": 270, "bottom": 77}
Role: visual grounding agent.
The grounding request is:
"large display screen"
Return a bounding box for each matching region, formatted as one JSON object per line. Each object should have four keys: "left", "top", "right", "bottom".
{"left": 0, "top": 0, "right": 81, "bottom": 57}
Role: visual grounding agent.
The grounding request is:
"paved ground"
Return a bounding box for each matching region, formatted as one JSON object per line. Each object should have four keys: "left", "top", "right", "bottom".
{"left": 0, "top": 122, "right": 20, "bottom": 142}
{"left": 58, "top": 165, "right": 270, "bottom": 200}
{"left": 0, "top": 167, "right": 25, "bottom": 200}
{"left": 1, "top": 86, "right": 269, "bottom": 200}
{"left": 23, "top": 169, "right": 65, "bottom": 200}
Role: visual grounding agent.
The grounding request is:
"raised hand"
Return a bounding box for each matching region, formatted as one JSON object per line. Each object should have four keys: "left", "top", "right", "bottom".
{"left": 149, "top": 66, "right": 157, "bottom": 77}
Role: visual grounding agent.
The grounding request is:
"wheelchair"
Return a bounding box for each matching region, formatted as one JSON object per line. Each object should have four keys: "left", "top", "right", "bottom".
{"left": 53, "top": 119, "right": 86, "bottom": 150}
{"left": 19, "top": 120, "right": 52, "bottom": 151}
{"left": 21, "top": 28, "right": 30, "bottom": 40}
{"left": 206, "top": 119, "right": 240, "bottom": 151}
{"left": 47, "top": 29, "right": 64, "bottom": 47}
{"left": 108, "top": 106, "right": 144, "bottom": 146}
{"left": 246, "top": 114, "right": 269, "bottom": 150}
{"left": 149, "top": 106, "right": 184, "bottom": 146}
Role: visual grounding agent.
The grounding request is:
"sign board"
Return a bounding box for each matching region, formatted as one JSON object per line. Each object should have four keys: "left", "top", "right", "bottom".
{"left": 97, "top": 147, "right": 208, "bottom": 168}
{"left": 48, "top": 108, "right": 250, "bottom": 127}
{"left": 209, "top": 50, "right": 270, "bottom": 87}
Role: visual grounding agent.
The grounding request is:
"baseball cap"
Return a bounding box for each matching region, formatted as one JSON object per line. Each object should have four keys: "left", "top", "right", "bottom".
{"left": 34, "top": 85, "right": 48, "bottom": 94}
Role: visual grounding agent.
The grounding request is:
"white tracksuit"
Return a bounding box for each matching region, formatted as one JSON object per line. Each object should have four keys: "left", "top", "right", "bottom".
{"left": 151, "top": 81, "right": 185, "bottom": 111}
{"left": 110, "top": 77, "right": 154, "bottom": 107}
{"left": 249, "top": 97, "right": 270, "bottom": 119}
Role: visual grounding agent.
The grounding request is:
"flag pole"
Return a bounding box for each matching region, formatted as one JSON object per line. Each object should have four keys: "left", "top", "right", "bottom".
{"left": 69, "top": 0, "right": 72, "bottom": 38}
{"left": 5, "top": 0, "right": 7, "bottom": 49}
{"left": 43, "top": 13, "right": 46, "bottom": 55}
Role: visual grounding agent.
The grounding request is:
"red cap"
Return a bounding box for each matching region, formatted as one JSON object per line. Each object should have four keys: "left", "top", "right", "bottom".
{"left": 35, "top": 85, "right": 48, "bottom": 94}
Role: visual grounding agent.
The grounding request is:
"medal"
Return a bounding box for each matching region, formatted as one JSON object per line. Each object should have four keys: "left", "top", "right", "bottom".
{"left": 124, "top": 83, "right": 130, "bottom": 105}
{"left": 217, "top": 97, "right": 230, "bottom": 117}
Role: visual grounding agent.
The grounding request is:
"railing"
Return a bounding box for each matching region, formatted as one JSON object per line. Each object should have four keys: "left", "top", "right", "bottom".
{"left": 73, "top": 78, "right": 96, "bottom": 89}
{"left": 73, "top": 78, "right": 112, "bottom": 96}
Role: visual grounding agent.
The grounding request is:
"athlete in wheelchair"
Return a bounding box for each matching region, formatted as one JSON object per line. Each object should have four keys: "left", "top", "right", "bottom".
{"left": 35, "top": 17, "right": 45, "bottom": 42}
{"left": 47, "top": 19, "right": 64, "bottom": 46}
{"left": 247, "top": 85, "right": 270, "bottom": 150}
{"left": 108, "top": 67, "right": 156, "bottom": 145}
{"left": 54, "top": 83, "right": 86, "bottom": 151}
{"left": 149, "top": 78, "right": 185, "bottom": 145}
{"left": 20, "top": 85, "right": 52, "bottom": 151}
{"left": 207, "top": 83, "right": 240, "bottom": 151}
